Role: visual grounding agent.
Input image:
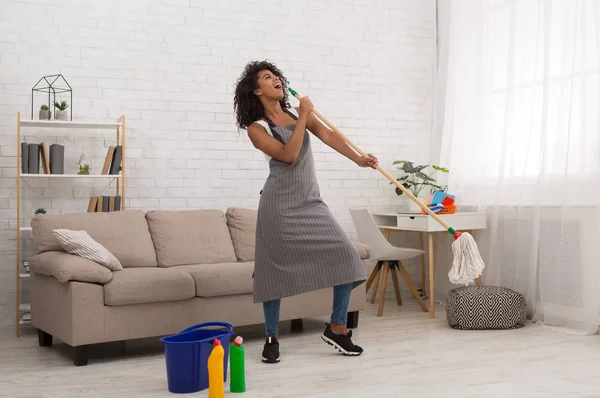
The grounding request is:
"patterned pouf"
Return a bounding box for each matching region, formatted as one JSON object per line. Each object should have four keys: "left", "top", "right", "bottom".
{"left": 446, "top": 285, "right": 527, "bottom": 330}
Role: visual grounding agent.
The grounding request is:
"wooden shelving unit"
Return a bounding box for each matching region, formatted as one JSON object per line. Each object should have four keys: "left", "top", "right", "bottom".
{"left": 15, "top": 112, "right": 126, "bottom": 336}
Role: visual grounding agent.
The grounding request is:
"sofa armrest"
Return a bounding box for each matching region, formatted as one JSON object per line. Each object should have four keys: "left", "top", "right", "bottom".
{"left": 352, "top": 241, "right": 371, "bottom": 260}
{"left": 29, "top": 251, "right": 113, "bottom": 284}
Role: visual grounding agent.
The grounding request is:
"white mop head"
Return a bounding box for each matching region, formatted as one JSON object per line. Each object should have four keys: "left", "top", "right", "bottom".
{"left": 448, "top": 232, "right": 485, "bottom": 285}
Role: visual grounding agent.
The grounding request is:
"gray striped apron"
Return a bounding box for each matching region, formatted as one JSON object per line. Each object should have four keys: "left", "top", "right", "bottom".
{"left": 253, "top": 109, "right": 367, "bottom": 303}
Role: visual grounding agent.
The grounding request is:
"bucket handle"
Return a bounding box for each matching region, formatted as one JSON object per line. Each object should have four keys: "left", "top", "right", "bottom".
{"left": 179, "top": 322, "right": 234, "bottom": 335}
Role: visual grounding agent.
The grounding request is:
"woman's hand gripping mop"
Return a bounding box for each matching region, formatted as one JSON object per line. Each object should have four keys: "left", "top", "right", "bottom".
{"left": 288, "top": 88, "right": 485, "bottom": 285}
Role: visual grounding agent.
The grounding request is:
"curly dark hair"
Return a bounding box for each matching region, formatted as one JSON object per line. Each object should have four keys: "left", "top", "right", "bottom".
{"left": 234, "top": 60, "right": 290, "bottom": 130}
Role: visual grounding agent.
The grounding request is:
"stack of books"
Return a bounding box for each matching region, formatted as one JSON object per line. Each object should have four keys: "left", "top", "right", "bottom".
{"left": 101, "top": 145, "right": 123, "bottom": 175}
{"left": 88, "top": 196, "right": 122, "bottom": 212}
{"left": 21, "top": 142, "right": 64, "bottom": 174}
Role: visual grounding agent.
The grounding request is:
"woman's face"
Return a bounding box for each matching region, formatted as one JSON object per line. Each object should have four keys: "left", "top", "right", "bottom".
{"left": 254, "top": 69, "right": 284, "bottom": 100}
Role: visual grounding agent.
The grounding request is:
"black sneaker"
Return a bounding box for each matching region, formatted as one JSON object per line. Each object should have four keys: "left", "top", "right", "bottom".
{"left": 321, "top": 324, "right": 363, "bottom": 356}
{"left": 262, "top": 336, "right": 280, "bottom": 364}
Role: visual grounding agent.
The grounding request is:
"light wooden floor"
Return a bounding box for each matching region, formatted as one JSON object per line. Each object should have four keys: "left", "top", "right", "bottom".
{"left": 2, "top": 299, "right": 600, "bottom": 398}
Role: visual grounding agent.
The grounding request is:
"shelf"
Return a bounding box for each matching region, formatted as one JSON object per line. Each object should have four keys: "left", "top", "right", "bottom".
{"left": 21, "top": 174, "right": 121, "bottom": 179}
{"left": 15, "top": 112, "right": 125, "bottom": 337}
{"left": 20, "top": 120, "right": 121, "bottom": 129}
{"left": 19, "top": 308, "right": 31, "bottom": 325}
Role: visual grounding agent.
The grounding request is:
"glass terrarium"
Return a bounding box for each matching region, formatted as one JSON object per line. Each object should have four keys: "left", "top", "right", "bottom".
{"left": 77, "top": 154, "right": 90, "bottom": 175}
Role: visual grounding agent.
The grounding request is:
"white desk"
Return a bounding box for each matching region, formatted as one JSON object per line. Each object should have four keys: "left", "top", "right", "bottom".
{"left": 371, "top": 212, "right": 487, "bottom": 319}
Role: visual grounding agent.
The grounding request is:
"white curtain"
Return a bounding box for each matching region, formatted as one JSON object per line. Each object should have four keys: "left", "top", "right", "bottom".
{"left": 436, "top": 0, "right": 600, "bottom": 334}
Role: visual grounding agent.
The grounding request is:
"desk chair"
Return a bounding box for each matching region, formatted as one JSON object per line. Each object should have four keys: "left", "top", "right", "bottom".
{"left": 349, "top": 208, "right": 428, "bottom": 316}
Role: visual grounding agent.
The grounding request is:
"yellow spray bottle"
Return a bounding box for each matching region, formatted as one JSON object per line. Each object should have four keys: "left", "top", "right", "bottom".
{"left": 207, "top": 339, "right": 225, "bottom": 398}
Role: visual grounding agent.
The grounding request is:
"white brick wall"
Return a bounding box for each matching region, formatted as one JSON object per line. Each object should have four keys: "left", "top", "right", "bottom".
{"left": 0, "top": 0, "right": 436, "bottom": 327}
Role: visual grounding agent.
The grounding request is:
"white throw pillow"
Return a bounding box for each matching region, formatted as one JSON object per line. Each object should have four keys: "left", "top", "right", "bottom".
{"left": 53, "top": 229, "right": 123, "bottom": 271}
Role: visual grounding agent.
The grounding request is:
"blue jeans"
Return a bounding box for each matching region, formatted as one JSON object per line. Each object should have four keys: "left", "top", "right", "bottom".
{"left": 263, "top": 283, "right": 353, "bottom": 336}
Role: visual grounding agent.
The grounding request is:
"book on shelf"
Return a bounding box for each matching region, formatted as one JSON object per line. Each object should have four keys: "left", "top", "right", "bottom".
{"left": 21, "top": 143, "right": 28, "bottom": 173}
{"left": 87, "top": 196, "right": 122, "bottom": 212}
{"left": 110, "top": 145, "right": 122, "bottom": 175}
{"left": 102, "top": 146, "right": 115, "bottom": 174}
{"left": 21, "top": 142, "right": 64, "bottom": 174}
{"left": 87, "top": 196, "right": 98, "bottom": 212}
{"left": 40, "top": 142, "right": 50, "bottom": 174}
{"left": 27, "top": 143, "right": 40, "bottom": 174}
{"left": 49, "top": 144, "right": 65, "bottom": 174}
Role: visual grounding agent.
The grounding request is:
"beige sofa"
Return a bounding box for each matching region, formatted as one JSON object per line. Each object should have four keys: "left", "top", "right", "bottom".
{"left": 28, "top": 208, "right": 370, "bottom": 366}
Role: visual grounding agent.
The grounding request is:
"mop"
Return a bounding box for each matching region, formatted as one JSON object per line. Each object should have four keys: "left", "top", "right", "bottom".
{"left": 288, "top": 88, "right": 484, "bottom": 285}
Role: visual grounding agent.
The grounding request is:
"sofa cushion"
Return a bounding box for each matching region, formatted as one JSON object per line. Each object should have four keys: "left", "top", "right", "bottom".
{"left": 29, "top": 251, "right": 113, "bottom": 284}
{"left": 31, "top": 210, "right": 158, "bottom": 268}
{"left": 225, "top": 207, "right": 257, "bottom": 262}
{"left": 103, "top": 268, "right": 195, "bottom": 306}
{"left": 352, "top": 241, "right": 371, "bottom": 259}
{"left": 145, "top": 210, "right": 237, "bottom": 267}
{"left": 171, "top": 262, "right": 254, "bottom": 298}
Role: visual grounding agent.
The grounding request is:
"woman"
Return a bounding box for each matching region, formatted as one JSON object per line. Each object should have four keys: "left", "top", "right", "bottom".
{"left": 234, "top": 60, "right": 378, "bottom": 363}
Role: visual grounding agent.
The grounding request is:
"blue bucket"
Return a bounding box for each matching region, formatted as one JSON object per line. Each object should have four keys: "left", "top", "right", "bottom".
{"left": 160, "top": 322, "right": 234, "bottom": 394}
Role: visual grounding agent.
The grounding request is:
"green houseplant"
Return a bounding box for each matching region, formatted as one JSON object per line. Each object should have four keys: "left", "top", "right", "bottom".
{"left": 34, "top": 208, "right": 46, "bottom": 215}
{"left": 53, "top": 100, "right": 69, "bottom": 121}
{"left": 39, "top": 104, "right": 51, "bottom": 120}
{"left": 392, "top": 160, "right": 449, "bottom": 211}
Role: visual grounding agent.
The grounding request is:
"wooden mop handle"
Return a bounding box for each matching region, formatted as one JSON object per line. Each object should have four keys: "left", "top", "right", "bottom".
{"left": 289, "top": 88, "right": 455, "bottom": 234}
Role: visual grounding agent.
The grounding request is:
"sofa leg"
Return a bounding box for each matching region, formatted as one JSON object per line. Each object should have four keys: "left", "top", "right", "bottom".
{"left": 37, "top": 329, "right": 53, "bottom": 347}
{"left": 74, "top": 345, "right": 89, "bottom": 366}
{"left": 347, "top": 311, "right": 359, "bottom": 329}
{"left": 291, "top": 318, "right": 303, "bottom": 333}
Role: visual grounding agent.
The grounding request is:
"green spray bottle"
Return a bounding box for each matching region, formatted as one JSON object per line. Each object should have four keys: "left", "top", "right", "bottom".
{"left": 229, "top": 336, "right": 246, "bottom": 392}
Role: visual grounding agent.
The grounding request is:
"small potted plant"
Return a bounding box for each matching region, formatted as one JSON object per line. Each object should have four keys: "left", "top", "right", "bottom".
{"left": 34, "top": 208, "right": 46, "bottom": 215}
{"left": 53, "top": 100, "right": 69, "bottom": 120}
{"left": 392, "top": 160, "right": 449, "bottom": 212}
{"left": 39, "top": 104, "right": 51, "bottom": 120}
